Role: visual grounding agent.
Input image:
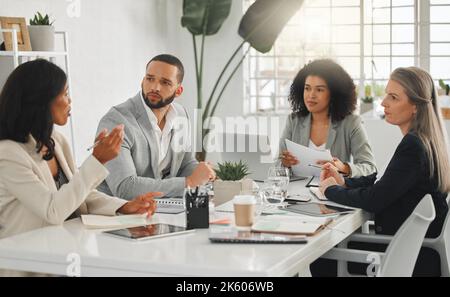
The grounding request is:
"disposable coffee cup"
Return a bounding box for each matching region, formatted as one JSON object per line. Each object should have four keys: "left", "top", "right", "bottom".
{"left": 233, "top": 195, "right": 256, "bottom": 228}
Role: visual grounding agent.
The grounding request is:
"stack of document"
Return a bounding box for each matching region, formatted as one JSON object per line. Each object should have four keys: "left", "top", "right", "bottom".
{"left": 81, "top": 214, "right": 150, "bottom": 229}
{"left": 285, "top": 139, "right": 333, "bottom": 177}
{"left": 251, "top": 215, "right": 332, "bottom": 236}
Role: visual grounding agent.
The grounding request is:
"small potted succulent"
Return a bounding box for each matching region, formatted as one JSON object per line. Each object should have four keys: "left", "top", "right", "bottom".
{"left": 28, "top": 12, "right": 55, "bottom": 51}
{"left": 360, "top": 85, "right": 374, "bottom": 115}
{"left": 213, "top": 161, "right": 254, "bottom": 206}
{"left": 439, "top": 80, "right": 450, "bottom": 119}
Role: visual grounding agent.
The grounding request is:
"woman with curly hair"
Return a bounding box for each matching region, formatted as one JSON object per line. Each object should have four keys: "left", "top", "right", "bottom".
{"left": 279, "top": 59, "right": 377, "bottom": 177}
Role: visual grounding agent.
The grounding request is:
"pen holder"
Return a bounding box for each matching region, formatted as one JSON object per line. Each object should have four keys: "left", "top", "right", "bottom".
{"left": 184, "top": 187, "right": 210, "bottom": 229}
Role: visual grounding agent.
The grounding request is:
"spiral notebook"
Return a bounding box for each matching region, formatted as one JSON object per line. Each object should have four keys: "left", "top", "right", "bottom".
{"left": 155, "top": 198, "right": 185, "bottom": 214}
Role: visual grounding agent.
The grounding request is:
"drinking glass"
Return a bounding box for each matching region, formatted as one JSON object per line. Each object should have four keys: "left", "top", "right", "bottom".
{"left": 266, "top": 167, "right": 290, "bottom": 205}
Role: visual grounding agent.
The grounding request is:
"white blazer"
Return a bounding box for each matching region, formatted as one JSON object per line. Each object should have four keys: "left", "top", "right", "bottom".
{"left": 0, "top": 131, "right": 127, "bottom": 238}
{"left": 0, "top": 131, "right": 127, "bottom": 276}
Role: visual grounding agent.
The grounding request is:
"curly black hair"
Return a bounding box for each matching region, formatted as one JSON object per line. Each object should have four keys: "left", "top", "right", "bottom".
{"left": 288, "top": 59, "right": 357, "bottom": 122}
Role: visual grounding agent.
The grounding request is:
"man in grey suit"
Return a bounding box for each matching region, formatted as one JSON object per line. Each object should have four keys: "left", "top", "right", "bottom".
{"left": 96, "top": 54, "right": 215, "bottom": 199}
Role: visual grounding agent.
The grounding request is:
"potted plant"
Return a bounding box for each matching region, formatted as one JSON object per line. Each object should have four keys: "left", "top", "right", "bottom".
{"left": 28, "top": 12, "right": 55, "bottom": 51}
{"left": 360, "top": 85, "right": 374, "bottom": 115}
{"left": 213, "top": 161, "right": 254, "bottom": 206}
{"left": 181, "top": 0, "right": 305, "bottom": 161}
{"left": 439, "top": 80, "right": 450, "bottom": 119}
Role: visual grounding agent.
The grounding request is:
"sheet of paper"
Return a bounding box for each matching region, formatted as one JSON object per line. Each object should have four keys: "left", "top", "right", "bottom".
{"left": 81, "top": 214, "right": 150, "bottom": 229}
{"left": 310, "top": 187, "right": 328, "bottom": 201}
{"left": 285, "top": 139, "right": 333, "bottom": 177}
{"left": 252, "top": 215, "right": 332, "bottom": 235}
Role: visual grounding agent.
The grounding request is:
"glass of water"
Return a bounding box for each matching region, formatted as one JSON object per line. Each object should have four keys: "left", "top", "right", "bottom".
{"left": 266, "top": 167, "right": 290, "bottom": 205}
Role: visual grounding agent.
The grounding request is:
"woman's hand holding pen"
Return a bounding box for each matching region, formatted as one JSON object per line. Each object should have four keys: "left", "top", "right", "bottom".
{"left": 92, "top": 124, "right": 124, "bottom": 164}
{"left": 320, "top": 163, "right": 346, "bottom": 186}
{"left": 317, "top": 157, "right": 351, "bottom": 177}
{"left": 319, "top": 163, "right": 346, "bottom": 195}
{"left": 281, "top": 150, "right": 299, "bottom": 168}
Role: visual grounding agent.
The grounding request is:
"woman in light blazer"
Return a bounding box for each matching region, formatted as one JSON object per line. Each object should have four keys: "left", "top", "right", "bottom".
{"left": 0, "top": 60, "right": 160, "bottom": 276}
{"left": 279, "top": 59, "right": 377, "bottom": 177}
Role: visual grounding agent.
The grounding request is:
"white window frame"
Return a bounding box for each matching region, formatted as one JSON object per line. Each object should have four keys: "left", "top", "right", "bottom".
{"left": 243, "top": 0, "right": 448, "bottom": 115}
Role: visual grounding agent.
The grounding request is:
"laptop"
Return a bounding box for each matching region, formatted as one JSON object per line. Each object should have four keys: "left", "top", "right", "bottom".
{"left": 217, "top": 133, "right": 275, "bottom": 182}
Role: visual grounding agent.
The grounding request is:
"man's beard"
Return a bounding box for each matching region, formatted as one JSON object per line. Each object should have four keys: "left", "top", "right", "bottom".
{"left": 142, "top": 90, "right": 176, "bottom": 109}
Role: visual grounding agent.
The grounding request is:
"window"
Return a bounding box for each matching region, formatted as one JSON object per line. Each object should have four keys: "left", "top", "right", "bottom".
{"left": 430, "top": 0, "right": 450, "bottom": 81}
{"left": 243, "top": 0, "right": 450, "bottom": 115}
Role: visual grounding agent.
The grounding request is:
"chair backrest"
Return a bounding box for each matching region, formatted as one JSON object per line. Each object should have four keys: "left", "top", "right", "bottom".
{"left": 441, "top": 197, "right": 450, "bottom": 241}
{"left": 379, "top": 195, "right": 436, "bottom": 277}
{"left": 437, "top": 197, "right": 450, "bottom": 276}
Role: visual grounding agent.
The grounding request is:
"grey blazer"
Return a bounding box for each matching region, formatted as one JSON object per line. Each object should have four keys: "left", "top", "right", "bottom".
{"left": 96, "top": 93, "right": 198, "bottom": 199}
{"left": 279, "top": 114, "right": 377, "bottom": 177}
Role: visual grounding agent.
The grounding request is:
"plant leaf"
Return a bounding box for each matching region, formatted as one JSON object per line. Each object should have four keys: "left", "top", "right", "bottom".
{"left": 181, "top": 0, "right": 232, "bottom": 36}
{"left": 238, "top": 0, "right": 304, "bottom": 53}
{"left": 215, "top": 160, "right": 250, "bottom": 181}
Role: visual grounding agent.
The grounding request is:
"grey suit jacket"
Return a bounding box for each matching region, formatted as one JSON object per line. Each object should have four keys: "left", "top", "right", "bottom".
{"left": 279, "top": 114, "right": 377, "bottom": 177}
{"left": 96, "top": 93, "right": 198, "bottom": 199}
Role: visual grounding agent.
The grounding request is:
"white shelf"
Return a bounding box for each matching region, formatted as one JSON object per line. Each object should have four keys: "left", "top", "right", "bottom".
{"left": 0, "top": 51, "right": 68, "bottom": 57}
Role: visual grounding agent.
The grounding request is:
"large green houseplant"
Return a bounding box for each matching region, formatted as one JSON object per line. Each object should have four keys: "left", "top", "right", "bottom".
{"left": 181, "top": 0, "right": 304, "bottom": 161}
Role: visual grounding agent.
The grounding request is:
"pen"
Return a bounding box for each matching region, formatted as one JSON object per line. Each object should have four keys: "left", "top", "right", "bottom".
{"left": 87, "top": 141, "right": 100, "bottom": 152}
{"left": 87, "top": 132, "right": 110, "bottom": 151}
{"left": 308, "top": 164, "right": 346, "bottom": 175}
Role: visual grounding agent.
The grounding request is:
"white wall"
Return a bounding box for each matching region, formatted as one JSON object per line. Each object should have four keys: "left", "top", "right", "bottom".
{"left": 164, "top": 0, "right": 244, "bottom": 120}
{"left": 1, "top": 0, "right": 248, "bottom": 165}
{"left": 0, "top": 0, "right": 173, "bottom": 163}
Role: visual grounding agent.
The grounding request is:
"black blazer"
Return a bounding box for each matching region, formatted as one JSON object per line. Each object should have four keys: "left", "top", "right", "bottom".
{"left": 326, "top": 133, "right": 448, "bottom": 237}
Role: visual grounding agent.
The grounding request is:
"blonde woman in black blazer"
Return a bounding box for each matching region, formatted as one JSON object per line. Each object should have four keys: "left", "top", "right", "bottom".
{"left": 320, "top": 67, "right": 450, "bottom": 276}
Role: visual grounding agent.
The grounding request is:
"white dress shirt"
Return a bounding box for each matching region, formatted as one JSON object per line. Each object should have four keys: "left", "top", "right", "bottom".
{"left": 308, "top": 139, "right": 326, "bottom": 151}
{"left": 141, "top": 93, "right": 177, "bottom": 176}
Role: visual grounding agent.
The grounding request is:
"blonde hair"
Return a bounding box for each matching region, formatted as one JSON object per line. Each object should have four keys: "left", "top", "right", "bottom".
{"left": 391, "top": 67, "right": 450, "bottom": 193}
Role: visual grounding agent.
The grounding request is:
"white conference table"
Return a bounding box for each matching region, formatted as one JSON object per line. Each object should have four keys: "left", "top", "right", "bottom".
{"left": 0, "top": 180, "right": 370, "bottom": 277}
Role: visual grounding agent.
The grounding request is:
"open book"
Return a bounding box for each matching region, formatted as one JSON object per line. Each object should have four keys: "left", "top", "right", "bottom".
{"left": 251, "top": 215, "right": 332, "bottom": 236}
